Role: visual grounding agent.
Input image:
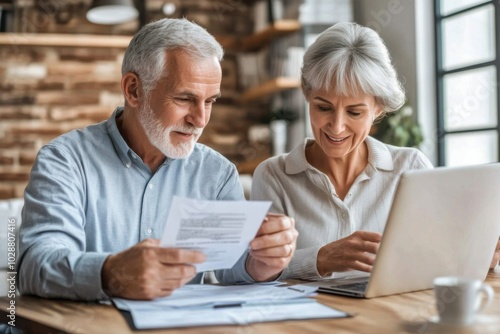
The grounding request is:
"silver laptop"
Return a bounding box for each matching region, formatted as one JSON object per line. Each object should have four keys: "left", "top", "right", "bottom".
{"left": 305, "top": 163, "right": 500, "bottom": 298}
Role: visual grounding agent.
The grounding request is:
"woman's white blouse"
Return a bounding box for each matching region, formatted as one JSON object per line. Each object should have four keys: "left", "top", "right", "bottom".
{"left": 251, "top": 136, "right": 433, "bottom": 279}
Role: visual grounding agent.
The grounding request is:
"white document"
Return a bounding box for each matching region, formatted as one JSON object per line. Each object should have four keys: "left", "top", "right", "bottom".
{"left": 113, "top": 283, "right": 317, "bottom": 311}
{"left": 128, "top": 299, "right": 348, "bottom": 329}
{"left": 112, "top": 284, "right": 350, "bottom": 329}
{"left": 160, "top": 196, "right": 271, "bottom": 272}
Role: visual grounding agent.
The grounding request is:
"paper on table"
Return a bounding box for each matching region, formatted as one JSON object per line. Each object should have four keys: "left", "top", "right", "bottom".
{"left": 160, "top": 196, "right": 271, "bottom": 272}
{"left": 112, "top": 284, "right": 350, "bottom": 329}
{"left": 113, "top": 283, "right": 317, "bottom": 311}
{"left": 128, "top": 299, "right": 348, "bottom": 329}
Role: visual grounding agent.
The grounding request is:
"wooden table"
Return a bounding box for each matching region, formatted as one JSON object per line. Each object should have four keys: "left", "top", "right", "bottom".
{"left": 2, "top": 269, "right": 500, "bottom": 334}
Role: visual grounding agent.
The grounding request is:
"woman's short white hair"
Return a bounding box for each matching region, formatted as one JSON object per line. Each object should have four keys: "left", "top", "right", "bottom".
{"left": 301, "top": 22, "right": 405, "bottom": 116}
{"left": 122, "top": 18, "right": 224, "bottom": 96}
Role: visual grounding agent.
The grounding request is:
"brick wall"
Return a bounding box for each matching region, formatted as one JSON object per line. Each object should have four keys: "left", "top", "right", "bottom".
{"left": 0, "top": 1, "right": 271, "bottom": 199}
{"left": 0, "top": 45, "right": 124, "bottom": 198}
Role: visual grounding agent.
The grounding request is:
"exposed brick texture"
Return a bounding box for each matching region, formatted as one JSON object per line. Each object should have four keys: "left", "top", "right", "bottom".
{"left": 35, "top": 91, "right": 100, "bottom": 106}
{"left": 0, "top": 185, "right": 16, "bottom": 200}
{"left": 49, "top": 106, "right": 113, "bottom": 122}
{"left": 0, "top": 170, "right": 31, "bottom": 182}
{"left": 19, "top": 152, "right": 37, "bottom": 166}
{"left": 0, "top": 106, "right": 47, "bottom": 120}
{"left": 0, "top": 154, "right": 15, "bottom": 166}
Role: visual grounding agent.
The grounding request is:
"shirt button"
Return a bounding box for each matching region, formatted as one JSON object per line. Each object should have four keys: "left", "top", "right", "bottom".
{"left": 148, "top": 184, "right": 154, "bottom": 189}
{"left": 146, "top": 228, "right": 152, "bottom": 235}
{"left": 125, "top": 163, "right": 131, "bottom": 168}
{"left": 342, "top": 213, "right": 348, "bottom": 219}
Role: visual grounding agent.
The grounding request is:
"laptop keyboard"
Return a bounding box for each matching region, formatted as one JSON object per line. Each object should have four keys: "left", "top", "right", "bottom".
{"left": 333, "top": 281, "right": 368, "bottom": 292}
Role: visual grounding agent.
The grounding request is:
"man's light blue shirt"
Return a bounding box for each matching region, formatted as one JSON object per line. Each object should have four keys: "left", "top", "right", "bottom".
{"left": 18, "top": 108, "right": 254, "bottom": 300}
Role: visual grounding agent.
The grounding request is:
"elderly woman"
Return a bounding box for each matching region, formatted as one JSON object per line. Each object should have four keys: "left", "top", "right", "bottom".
{"left": 251, "top": 22, "right": 433, "bottom": 280}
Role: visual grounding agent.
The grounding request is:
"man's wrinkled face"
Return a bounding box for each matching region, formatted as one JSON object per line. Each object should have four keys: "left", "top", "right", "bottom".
{"left": 139, "top": 50, "right": 221, "bottom": 159}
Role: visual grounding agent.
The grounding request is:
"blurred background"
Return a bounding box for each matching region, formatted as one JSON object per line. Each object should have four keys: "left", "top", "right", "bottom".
{"left": 0, "top": 0, "right": 498, "bottom": 199}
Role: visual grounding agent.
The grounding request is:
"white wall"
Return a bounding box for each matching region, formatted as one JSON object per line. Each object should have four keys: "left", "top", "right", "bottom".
{"left": 354, "top": 0, "right": 437, "bottom": 164}
{"left": 415, "top": 0, "right": 438, "bottom": 164}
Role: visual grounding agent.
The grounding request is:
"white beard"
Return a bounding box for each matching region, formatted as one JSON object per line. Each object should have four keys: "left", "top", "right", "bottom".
{"left": 139, "top": 104, "right": 202, "bottom": 159}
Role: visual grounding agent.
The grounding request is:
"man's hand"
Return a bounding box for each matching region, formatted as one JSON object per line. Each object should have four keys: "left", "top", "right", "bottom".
{"left": 101, "top": 239, "right": 205, "bottom": 300}
{"left": 317, "top": 231, "right": 382, "bottom": 276}
{"left": 490, "top": 239, "right": 500, "bottom": 269}
{"left": 246, "top": 213, "right": 299, "bottom": 282}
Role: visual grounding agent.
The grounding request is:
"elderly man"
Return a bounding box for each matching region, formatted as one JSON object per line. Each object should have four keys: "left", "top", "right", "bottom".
{"left": 17, "top": 18, "right": 298, "bottom": 301}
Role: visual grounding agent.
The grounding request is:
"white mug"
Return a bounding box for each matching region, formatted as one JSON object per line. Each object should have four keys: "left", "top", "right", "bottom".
{"left": 433, "top": 276, "right": 494, "bottom": 325}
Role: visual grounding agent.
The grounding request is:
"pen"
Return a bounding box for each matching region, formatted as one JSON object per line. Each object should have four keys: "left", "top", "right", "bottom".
{"left": 212, "top": 298, "right": 316, "bottom": 309}
{"left": 213, "top": 303, "right": 242, "bottom": 309}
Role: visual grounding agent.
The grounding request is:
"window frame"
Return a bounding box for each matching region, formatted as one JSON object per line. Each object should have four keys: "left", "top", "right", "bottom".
{"left": 434, "top": 0, "right": 500, "bottom": 166}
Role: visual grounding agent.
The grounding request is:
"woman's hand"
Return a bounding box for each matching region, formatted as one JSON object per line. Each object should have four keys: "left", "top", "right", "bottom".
{"left": 246, "top": 213, "right": 298, "bottom": 282}
{"left": 317, "top": 231, "right": 382, "bottom": 276}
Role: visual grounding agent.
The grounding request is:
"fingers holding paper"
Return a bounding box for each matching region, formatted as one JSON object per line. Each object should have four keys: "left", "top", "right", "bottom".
{"left": 101, "top": 238, "right": 206, "bottom": 300}
{"left": 246, "top": 213, "right": 299, "bottom": 282}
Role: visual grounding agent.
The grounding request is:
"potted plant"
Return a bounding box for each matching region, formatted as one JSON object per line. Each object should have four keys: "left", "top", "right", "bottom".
{"left": 372, "top": 104, "right": 423, "bottom": 148}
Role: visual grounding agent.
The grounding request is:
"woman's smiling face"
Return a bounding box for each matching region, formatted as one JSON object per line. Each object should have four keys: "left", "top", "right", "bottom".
{"left": 308, "top": 89, "right": 382, "bottom": 160}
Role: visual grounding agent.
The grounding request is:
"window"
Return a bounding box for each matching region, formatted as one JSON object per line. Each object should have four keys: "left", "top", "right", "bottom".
{"left": 435, "top": 0, "right": 499, "bottom": 166}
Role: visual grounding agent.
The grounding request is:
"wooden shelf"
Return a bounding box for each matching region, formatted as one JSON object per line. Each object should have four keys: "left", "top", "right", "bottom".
{"left": 241, "top": 20, "right": 301, "bottom": 52}
{"left": 0, "top": 33, "right": 236, "bottom": 50}
{"left": 0, "top": 33, "right": 132, "bottom": 48}
{"left": 240, "top": 77, "right": 301, "bottom": 103}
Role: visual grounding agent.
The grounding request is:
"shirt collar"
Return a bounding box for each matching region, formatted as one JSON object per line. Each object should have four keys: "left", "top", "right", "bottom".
{"left": 365, "top": 136, "right": 394, "bottom": 171}
{"left": 284, "top": 136, "right": 394, "bottom": 175}
{"left": 106, "top": 107, "right": 133, "bottom": 168}
{"left": 285, "top": 138, "right": 315, "bottom": 175}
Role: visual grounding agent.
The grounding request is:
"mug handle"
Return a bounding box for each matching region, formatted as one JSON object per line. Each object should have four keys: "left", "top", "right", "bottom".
{"left": 475, "top": 284, "right": 494, "bottom": 313}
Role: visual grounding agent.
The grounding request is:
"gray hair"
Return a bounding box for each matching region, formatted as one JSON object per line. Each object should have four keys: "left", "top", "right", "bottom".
{"left": 301, "top": 22, "right": 405, "bottom": 116}
{"left": 122, "top": 18, "right": 224, "bottom": 96}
